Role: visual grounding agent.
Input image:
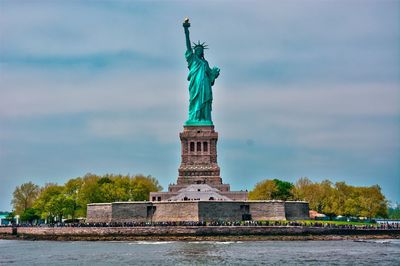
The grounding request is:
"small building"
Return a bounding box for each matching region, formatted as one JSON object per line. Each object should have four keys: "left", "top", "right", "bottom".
{"left": 0, "top": 213, "right": 10, "bottom": 225}
{"left": 309, "top": 210, "right": 327, "bottom": 220}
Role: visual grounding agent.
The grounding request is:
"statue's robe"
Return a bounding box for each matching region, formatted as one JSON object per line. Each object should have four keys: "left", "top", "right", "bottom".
{"left": 185, "top": 49, "right": 218, "bottom": 124}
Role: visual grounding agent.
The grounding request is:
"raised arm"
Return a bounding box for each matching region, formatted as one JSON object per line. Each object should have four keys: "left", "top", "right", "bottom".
{"left": 183, "top": 18, "right": 191, "bottom": 51}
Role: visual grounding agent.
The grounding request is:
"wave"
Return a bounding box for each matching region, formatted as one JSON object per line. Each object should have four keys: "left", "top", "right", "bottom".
{"left": 354, "top": 239, "right": 400, "bottom": 245}
{"left": 187, "top": 241, "right": 243, "bottom": 244}
{"left": 128, "top": 241, "right": 175, "bottom": 245}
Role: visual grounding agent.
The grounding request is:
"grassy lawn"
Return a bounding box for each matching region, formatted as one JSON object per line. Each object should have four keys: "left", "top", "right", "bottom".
{"left": 294, "top": 220, "right": 377, "bottom": 226}
{"left": 246, "top": 220, "right": 378, "bottom": 226}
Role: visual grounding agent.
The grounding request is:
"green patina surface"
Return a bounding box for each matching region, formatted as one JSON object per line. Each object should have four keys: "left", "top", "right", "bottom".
{"left": 183, "top": 18, "right": 220, "bottom": 126}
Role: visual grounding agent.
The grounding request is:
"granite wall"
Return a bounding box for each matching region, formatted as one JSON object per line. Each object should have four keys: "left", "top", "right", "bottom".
{"left": 285, "top": 201, "right": 309, "bottom": 220}
{"left": 249, "top": 201, "right": 286, "bottom": 220}
{"left": 152, "top": 202, "right": 198, "bottom": 222}
{"left": 111, "top": 202, "right": 150, "bottom": 223}
{"left": 86, "top": 201, "right": 310, "bottom": 223}
{"left": 86, "top": 203, "right": 112, "bottom": 223}
{"left": 198, "top": 202, "right": 244, "bottom": 221}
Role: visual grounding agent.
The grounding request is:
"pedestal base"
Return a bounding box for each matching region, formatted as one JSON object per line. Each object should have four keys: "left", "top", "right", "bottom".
{"left": 176, "top": 125, "right": 223, "bottom": 188}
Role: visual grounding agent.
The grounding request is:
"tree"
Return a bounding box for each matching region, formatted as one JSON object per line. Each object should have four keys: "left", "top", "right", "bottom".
{"left": 248, "top": 180, "right": 278, "bottom": 200}
{"left": 34, "top": 183, "right": 64, "bottom": 220}
{"left": 63, "top": 178, "right": 83, "bottom": 218}
{"left": 97, "top": 176, "right": 113, "bottom": 185}
{"left": 293, "top": 178, "right": 336, "bottom": 217}
{"left": 99, "top": 175, "right": 131, "bottom": 202}
{"left": 20, "top": 208, "right": 40, "bottom": 224}
{"left": 45, "top": 194, "right": 76, "bottom": 222}
{"left": 292, "top": 177, "right": 313, "bottom": 201}
{"left": 293, "top": 177, "right": 324, "bottom": 212}
{"left": 76, "top": 174, "right": 103, "bottom": 215}
{"left": 249, "top": 179, "right": 297, "bottom": 200}
{"left": 272, "top": 179, "right": 294, "bottom": 200}
{"left": 388, "top": 203, "right": 400, "bottom": 219}
{"left": 130, "top": 175, "right": 163, "bottom": 201}
{"left": 357, "top": 185, "right": 388, "bottom": 218}
{"left": 64, "top": 178, "right": 83, "bottom": 198}
{"left": 293, "top": 177, "right": 388, "bottom": 219}
{"left": 319, "top": 180, "right": 336, "bottom": 218}
{"left": 335, "top": 181, "right": 355, "bottom": 216}
{"left": 11, "top": 182, "right": 40, "bottom": 214}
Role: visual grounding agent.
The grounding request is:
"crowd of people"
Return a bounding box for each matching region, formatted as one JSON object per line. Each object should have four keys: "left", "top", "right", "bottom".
{"left": 3, "top": 220, "right": 399, "bottom": 230}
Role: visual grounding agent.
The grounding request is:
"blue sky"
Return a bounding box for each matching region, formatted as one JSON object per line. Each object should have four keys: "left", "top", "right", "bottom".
{"left": 0, "top": 0, "right": 399, "bottom": 211}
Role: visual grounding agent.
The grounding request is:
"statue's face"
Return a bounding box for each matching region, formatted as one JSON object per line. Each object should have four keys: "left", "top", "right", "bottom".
{"left": 194, "top": 47, "right": 204, "bottom": 57}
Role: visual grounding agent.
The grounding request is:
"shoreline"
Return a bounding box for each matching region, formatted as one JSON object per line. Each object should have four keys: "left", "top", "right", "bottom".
{"left": 1, "top": 226, "right": 399, "bottom": 241}
{"left": 1, "top": 233, "right": 399, "bottom": 242}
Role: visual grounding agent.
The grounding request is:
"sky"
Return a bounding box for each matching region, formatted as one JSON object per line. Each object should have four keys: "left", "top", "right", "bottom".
{"left": 0, "top": 0, "right": 399, "bottom": 211}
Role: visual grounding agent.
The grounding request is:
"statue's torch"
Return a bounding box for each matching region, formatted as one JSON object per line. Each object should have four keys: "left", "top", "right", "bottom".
{"left": 183, "top": 17, "right": 191, "bottom": 28}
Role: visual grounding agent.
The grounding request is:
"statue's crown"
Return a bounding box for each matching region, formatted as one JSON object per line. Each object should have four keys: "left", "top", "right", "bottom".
{"left": 192, "top": 41, "right": 208, "bottom": 50}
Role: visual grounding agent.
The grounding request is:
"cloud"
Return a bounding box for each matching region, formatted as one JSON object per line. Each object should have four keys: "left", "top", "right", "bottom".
{"left": 1, "top": 66, "right": 398, "bottom": 160}
{"left": 0, "top": 1, "right": 178, "bottom": 56}
{"left": 0, "top": 51, "right": 173, "bottom": 70}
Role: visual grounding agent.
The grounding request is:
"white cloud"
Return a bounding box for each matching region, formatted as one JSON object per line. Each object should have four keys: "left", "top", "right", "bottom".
{"left": 1, "top": 64, "right": 398, "bottom": 155}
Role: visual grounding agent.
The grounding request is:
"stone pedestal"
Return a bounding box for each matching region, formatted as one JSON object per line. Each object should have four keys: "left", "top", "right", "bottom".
{"left": 168, "top": 125, "right": 230, "bottom": 192}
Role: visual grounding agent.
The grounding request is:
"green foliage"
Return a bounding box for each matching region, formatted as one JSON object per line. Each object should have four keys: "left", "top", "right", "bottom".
{"left": 97, "top": 177, "right": 113, "bottom": 185}
{"left": 293, "top": 177, "right": 388, "bottom": 219}
{"left": 20, "top": 208, "right": 40, "bottom": 224}
{"left": 249, "top": 179, "right": 294, "bottom": 200}
{"left": 131, "top": 175, "right": 163, "bottom": 201}
{"left": 76, "top": 174, "right": 104, "bottom": 215}
{"left": 45, "top": 194, "right": 76, "bottom": 222}
{"left": 248, "top": 180, "right": 277, "bottom": 200}
{"left": 388, "top": 203, "right": 400, "bottom": 219}
{"left": 11, "top": 182, "right": 40, "bottom": 215}
{"left": 14, "top": 173, "right": 163, "bottom": 221}
{"left": 272, "top": 179, "right": 294, "bottom": 200}
{"left": 34, "top": 183, "right": 64, "bottom": 220}
{"left": 250, "top": 177, "right": 388, "bottom": 218}
{"left": 277, "top": 220, "right": 378, "bottom": 226}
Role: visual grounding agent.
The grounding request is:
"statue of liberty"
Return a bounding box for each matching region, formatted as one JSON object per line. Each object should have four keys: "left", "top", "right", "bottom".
{"left": 183, "top": 18, "right": 220, "bottom": 126}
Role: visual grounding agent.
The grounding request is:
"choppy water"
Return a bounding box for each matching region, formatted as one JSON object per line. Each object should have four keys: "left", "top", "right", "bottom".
{"left": 0, "top": 239, "right": 399, "bottom": 265}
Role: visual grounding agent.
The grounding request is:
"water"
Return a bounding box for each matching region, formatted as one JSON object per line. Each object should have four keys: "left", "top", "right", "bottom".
{"left": 0, "top": 239, "right": 399, "bottom": 265}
